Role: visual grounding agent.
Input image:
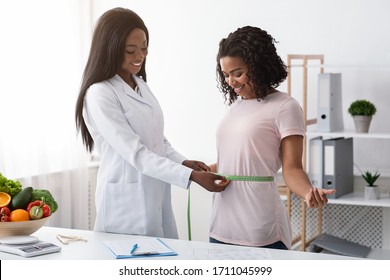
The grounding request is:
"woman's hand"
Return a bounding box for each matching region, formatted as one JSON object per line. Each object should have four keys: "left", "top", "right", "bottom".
{"left": 182, "top": 160, "right": 210, "bottom": 172}
{"left": 304, "top": 188, "right": 336, "bottom": 208}
{"left": 184, "top": 161, "right": 230, "bottom": 192}
{"left": 190, "top": 171, "right": 230, "bottom": 192}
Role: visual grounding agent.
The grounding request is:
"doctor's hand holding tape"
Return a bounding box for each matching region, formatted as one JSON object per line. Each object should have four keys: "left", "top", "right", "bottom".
{"left": 75, "top": 8, "right": 229, "bottom": 239}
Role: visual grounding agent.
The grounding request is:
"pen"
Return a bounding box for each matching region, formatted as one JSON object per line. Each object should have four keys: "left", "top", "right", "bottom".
{"left": 130, "top": 243, "right": 138, "bottom": 255}
{"left": 132, "top": 251, "right": 159, "bottom": 256}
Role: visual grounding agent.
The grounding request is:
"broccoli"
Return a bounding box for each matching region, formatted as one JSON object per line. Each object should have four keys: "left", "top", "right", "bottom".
{"left": 31, "top": 189, "right": 59, "bottom": 213}
{"left": 0, "top": 172, "right": 23, "bottom": 197}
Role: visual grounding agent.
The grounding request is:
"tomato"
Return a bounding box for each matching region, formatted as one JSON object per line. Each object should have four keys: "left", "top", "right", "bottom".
{"left": 0, "top": 206, "right": 10, "bottom": 216}
{"left": 0, "top": 206, "right": 11, "bottom": 222}
{"left": 1, "top": 215, "right": 11, "bottom": 222}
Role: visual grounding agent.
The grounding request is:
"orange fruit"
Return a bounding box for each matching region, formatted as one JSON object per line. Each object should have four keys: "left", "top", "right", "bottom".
{"left": 0, "top": 192, "right": 11, "bottom": 207}
{"left": 10, "top": 209, "right": 30, "bottom": 222}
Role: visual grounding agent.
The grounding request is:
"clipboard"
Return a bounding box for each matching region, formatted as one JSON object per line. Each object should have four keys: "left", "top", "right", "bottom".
{"left": 101, "top": 238, "right": 177, "bottom": 259}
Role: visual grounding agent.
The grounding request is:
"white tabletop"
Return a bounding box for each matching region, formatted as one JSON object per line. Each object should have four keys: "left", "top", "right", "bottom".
{"left": 0, "top": 226, "right": 361, "bottom": 260}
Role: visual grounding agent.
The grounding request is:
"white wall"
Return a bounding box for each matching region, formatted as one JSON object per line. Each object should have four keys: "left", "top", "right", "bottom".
{"left": 91, "top": 0, "right": 390, "bottom": 241}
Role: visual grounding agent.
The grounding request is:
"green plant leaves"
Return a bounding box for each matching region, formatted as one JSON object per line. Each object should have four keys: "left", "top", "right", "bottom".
{"left": 362, "top": 171, "right": 380, "bottom": 186}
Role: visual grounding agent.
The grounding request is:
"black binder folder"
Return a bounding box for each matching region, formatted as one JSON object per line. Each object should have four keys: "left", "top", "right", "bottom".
{"left": 323, "top": 137, "right": 353, "bottom": 198}
{"left": 309, "top": 233, "right": 371, "bottom": 258}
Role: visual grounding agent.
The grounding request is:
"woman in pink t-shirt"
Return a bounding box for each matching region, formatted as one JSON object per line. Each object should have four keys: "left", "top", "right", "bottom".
{"left": 209, "top": 26, "right": 335, "bottom": 249}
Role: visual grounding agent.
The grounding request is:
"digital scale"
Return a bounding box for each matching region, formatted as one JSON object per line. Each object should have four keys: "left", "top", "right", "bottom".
{"left": 0, "top": 236, "right": 61, "bottom": 257}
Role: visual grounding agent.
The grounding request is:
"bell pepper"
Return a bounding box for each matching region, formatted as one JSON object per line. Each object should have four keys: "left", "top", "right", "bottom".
{"left": 26, "top": 200, "right": 41, "bottom": 212}
{"left": 26, "top": 197, "right": 51, "bottom": 218}
{"left": 42, "top": 202, "right": 51, "bottom": 217}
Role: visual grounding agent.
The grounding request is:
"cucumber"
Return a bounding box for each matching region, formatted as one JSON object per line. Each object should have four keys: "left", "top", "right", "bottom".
{"left": 11, "top": 186, "right": 33, "bottom": 210}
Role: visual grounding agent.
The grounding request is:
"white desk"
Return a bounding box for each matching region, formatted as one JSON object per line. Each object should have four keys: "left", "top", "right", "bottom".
{"left": 0, "top": 226, "right": 361, "bottom": 260}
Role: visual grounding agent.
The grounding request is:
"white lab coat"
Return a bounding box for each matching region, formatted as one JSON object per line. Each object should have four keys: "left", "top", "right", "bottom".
{"left": 83, "top": 74, "right": 192, "bottom": 238}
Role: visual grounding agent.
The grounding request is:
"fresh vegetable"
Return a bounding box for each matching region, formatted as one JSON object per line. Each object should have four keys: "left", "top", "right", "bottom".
{"left": 26, "top": 200, "right": 41, "bottom": 212}
{"left": 0, "top": 172, "right": 22, "bottom": 197}
{"left": 1, "top": 215, "right": 10, "bottom": 222}
{"left": 0, "top": 206, "right": 10, "bottom": 216}
{"left": 42, "top": 204, "right": 51, "bottom": 217}
{"left": 10, "top": 186, "right": 33, "bottom": 210}
{"left": 27, "top": 197, "right": 51, "bottom": 218}
{"left": 30, "top": 189, "right": 58, "bottom": 213}
{"left": 0, "top": 206, "right": 11, "bottom": 222}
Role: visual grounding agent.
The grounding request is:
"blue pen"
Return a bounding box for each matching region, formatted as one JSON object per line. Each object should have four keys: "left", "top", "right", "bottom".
{"left": 130, "top": 244, "right": 138, "bottom": 255}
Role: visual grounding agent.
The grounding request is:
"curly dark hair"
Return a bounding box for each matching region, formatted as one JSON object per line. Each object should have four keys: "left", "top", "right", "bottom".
{"left": 216, "top": 26, "right": 287, "bottom": 105}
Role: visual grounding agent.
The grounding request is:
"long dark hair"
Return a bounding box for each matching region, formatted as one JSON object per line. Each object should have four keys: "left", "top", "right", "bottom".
{"left": 216, "top": 26, "right": 287, "bottom": 105}
{"left": 75, "top": 7, "right": 149, "bottom": 152}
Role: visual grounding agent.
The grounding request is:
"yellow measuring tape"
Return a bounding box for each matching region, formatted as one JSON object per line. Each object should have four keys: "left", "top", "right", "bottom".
{"left": 187, "top": 174, "right": 274, "bottom": 240}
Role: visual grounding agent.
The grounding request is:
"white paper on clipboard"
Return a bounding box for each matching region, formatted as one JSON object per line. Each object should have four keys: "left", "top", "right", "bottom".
{"left": 102, "top": 238, "right": 177, "bottom": 259}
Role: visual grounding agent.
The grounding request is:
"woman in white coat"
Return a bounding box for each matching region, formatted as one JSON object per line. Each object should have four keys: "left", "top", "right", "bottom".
{"left": 75, "top": 8, "right": 228, "bottom": 238}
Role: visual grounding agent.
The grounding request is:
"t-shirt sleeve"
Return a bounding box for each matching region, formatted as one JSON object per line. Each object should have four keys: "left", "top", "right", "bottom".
{"left": 276, "top": 98, "right": 305, "bottom": 139}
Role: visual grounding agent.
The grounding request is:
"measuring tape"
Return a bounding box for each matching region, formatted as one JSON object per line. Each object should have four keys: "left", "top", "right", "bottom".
{"left": 216, "top": 174, "right": 274, "bottom": 182}
{"left": 187, "top": 173, "right": 274, "bottom": 240}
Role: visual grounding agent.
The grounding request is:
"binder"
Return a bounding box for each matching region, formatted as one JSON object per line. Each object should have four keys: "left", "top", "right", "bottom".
{"left": 323, "top": 137, "right": 353, "bottom": 198}
{"left": 309, "top": 233, "right": 371, "bottom": 258}
{"left": 308, "top": 136, "right": 324, "bottom": 189}
{"left": 317, "top": 73, "right": 344, "bottom": 132}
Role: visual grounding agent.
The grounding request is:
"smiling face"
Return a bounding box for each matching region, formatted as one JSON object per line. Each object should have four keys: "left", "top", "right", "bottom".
{"left": 219, "top": 56, "right": 256, "bottom": 100}
{"left": 118, "top": 28, "right": 148, "bottom": 87}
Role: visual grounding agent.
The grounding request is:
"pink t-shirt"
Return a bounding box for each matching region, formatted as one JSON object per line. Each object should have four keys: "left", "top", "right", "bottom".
{"left": 209, "top": 91, "right": 304, "bottom": 249}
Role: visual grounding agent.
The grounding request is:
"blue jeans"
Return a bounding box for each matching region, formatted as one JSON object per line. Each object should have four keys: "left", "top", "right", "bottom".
{"left": 209, "top": 237, "right": 288, "bottom": 250}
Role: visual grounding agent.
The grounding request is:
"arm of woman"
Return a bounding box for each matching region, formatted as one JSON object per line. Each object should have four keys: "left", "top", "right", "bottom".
{"left": 182, "top": 160, "right": 210, "bottom": 172}
{"left": 281, "top": 135, "right": 336, "bottom": 208}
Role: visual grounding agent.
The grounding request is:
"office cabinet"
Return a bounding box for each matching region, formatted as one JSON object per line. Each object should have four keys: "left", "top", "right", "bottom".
{"left": 285, "top": 55, "right": 390, "bottom": 255}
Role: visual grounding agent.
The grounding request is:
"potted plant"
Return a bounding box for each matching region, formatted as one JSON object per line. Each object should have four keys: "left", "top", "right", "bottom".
{"left": 348, "top": 99, "right": 376, "bottom": 133}
{"left": 362, "top": 170, "right": 380, "bottom": 200}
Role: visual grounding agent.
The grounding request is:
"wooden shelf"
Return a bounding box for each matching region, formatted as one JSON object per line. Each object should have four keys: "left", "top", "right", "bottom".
{"left": 287, "top": 54, "right": 325, "bottom": 251}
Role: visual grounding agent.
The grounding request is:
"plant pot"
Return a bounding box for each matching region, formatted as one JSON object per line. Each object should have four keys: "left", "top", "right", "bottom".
{"left": 364, "top": 185, "right": 380, "bottom": 200}
{"left": 353, "top": 115, "right": 372, "bottom": 133}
